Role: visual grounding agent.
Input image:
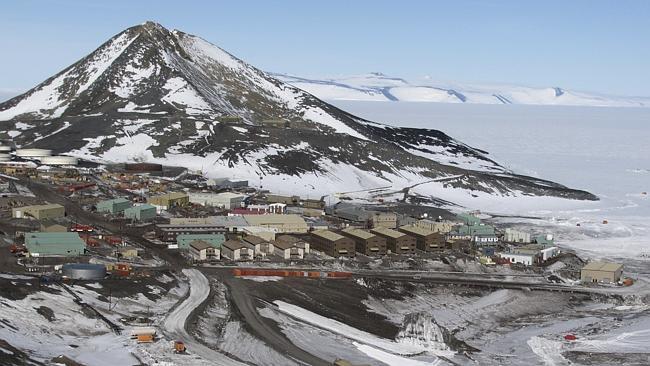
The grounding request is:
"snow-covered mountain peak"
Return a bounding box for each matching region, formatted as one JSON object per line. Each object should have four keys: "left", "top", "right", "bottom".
{"left": 0, "top": 22, "right": 597, "bottom": 204}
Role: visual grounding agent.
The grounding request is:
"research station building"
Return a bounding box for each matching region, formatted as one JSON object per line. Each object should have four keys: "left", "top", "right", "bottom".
{"left": 12, "top": 204, "right": 65, "bottom": 220}
{"left": 398, "top": 225, "right": 445, "bottom": 252}
{"left": 340, "top": 227, "right": 387, "bottom": 256}
{"left": 310, "top": 230, "right": 355, "bottom": 258}
{"left": 581, "top": 261, "right": 624, "bottom": 284}
{"left": 370, "top": 227, "right": 416, "bottom": 255}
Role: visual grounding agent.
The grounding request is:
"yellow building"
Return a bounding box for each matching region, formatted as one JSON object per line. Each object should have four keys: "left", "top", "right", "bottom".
{"left": 243, "top": 214, "right": 308, "bottom": 233}
{"left": 148, "top": 192, "right": 189, "bottom": 211}
{"left": 12, "top": 204, "right": 65, "bottom": 220}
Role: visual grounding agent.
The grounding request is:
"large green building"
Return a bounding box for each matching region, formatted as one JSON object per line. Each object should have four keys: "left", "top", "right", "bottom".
{"left": 96, "top": 198, "right": 132, "bottom": 214}
{"left": 456, "top": 213, "right": 481, "bottom": 226}
{"left": 176, "top": 233, "right": 226, "bottom": 249}
{"left": 24, "top": 232, "right": 86, "bottom": 257}
{"left": 124, "top": 204, "right": 156, "bottom": 222}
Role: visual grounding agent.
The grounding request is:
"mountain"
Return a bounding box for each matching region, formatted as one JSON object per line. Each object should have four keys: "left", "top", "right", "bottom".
{"left": 275, "top": 73, "right": 650, "bottom": 107}
{"left": 0, "top": 22, "right": 596, "bottom": 205}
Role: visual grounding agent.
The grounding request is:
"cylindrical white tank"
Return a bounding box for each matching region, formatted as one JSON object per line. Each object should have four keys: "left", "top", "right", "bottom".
{"left": 39, "top": 155, "right": 78, "bottom": 166}
{"left": 15, "top": 148, "right": 53, "bottom": 158}
{"left": 0, "top": 153, "right": 11, "bottom": 162}
{"left": 0, "top": 145, "right": 12, "bottom": 152}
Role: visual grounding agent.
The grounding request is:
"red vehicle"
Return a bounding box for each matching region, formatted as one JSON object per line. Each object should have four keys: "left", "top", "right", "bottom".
{"left": 70, "top": 224, "right": 94, "bottom": 232}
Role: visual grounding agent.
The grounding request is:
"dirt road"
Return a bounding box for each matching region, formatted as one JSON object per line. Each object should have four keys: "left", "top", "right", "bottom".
{"left": 163, "top": 269, "right": 247, "bottom": 366}
{"left": 225, "top": 276, "right": 331, "bottom": 366}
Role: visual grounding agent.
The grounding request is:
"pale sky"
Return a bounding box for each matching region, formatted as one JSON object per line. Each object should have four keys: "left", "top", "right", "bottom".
{"left": 1, "top": 0, "right": 649, "bottom": 97}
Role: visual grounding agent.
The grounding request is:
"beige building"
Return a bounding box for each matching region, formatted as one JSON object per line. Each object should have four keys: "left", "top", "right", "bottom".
{"left": 415, "top": 219, "right": 454, "bottom": 233}
{"left": 310, "top": 230, "right": 355, "bottom": 258}
{"left": 275, "top": 235, "right": 310, "bottom": 254}
{"left": 221, "top": 240, "right": 254, "bottom": 261}
{"left": 371, "top": 227, "right": 416, "bottom": 255}
{"left": 581, "top": 261, "right": 624, "bottom": 284}
{"left": 274, "top": 240, "right": 305, "bottom": 260}
{"left": 398, "top": 225, "right": 445, "bottom": 251}
{"left": 189, "top": 240, "right": 220, "bottom": 261}
{"left": 242, "top": 235, "right": 275, "bottom": 257}
{"left": 243, "top": 214, "right": 308, "bottom": 233}
{"left": 12, "top": 204, "right": 65, "bottom": 220}
{"left": 148, "top": 192, "right": 189, "bottom": 211}
{"left": 370, "top": 212, "right": 397, "bottom": 229}
{"left": 341, "top": 227, "right": 387, "bottom": 256}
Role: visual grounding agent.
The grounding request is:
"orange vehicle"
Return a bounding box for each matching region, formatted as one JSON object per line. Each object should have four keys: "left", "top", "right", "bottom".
{"left": 174, "top": 340, "right": 186, "bottom": 353}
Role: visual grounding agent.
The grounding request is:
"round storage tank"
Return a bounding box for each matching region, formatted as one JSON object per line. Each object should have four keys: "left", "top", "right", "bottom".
{"left": 39, "top": 155, "right": 79, "bottom": 166}
{"left": 15, "top": 148, "right": 53, "bottom": 158}
{"left": 0, "top": 153, "right": 11, "bottom": 162}
{"left": 0, "top": 145, "right": 12, "bottom": 152}
{"left": 61, "top": 263, "right": 107, "bottom": 280}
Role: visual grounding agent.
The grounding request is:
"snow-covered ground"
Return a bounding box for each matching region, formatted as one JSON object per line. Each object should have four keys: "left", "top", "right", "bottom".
{"left": 277, "top": 73, "right": 650, "bottom": 107}
{"left": 334, "top": 101, "right": 650, "bottom": 266}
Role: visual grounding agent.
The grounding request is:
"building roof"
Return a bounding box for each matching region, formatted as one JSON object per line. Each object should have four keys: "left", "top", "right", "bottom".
{"left": 341, "top": 227, "right": 375, "bottom": 240}
{"left": 398, "top": 225, "right": 436, "bottom": 237}
{"left": 582, "top": 261, "right": 623, "bottom": 272}
{"left": 124, "top": 204, "right": 156, "bottom": 212}
{"left": 13, "top": 203, "right": 64, "bottom": 212}
{"left": 208, "top": 215, "right": 249, "bottom": 227}
{"left": 312, "top": 229, "right": 345, "bottom": 242}
{"left": 273, "top": 240, "right": 302, "bottom": 250}
{"left": 275, "top": 235, "right": 302, "bottom": 244}
{"left": 244, "top": 214, "right": 307, "bottom": 226}
{"left": 98, "top": 197, "right": 131, "bottom": 205}
{"left": 189, "top": 240, "right": 215, "bottom": 251}
{"left": 149, "top": 192, "right": 188, "bottom": 201}
{"left": 24, "top": 232, "right": 85, "bottom": 255}
{"left": 371, "top": 227, "right": 406, "bottom": 239}
{"left": 222, "top": 239, "right": 249, "bottom": 250}
{"left": 242, "top": 235, "right": 267, "bottom": 245}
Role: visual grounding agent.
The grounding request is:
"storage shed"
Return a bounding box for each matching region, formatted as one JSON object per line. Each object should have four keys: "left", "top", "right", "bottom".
{"left": 581, "top": 261, "right": 624, "bottom": 284}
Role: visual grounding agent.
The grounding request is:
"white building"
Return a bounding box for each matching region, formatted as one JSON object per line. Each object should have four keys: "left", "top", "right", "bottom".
{"left": 189, "top": 192, "right": 246, "bottom": 209}
{"left": 539, "top": 246, "right": 561, "bottom": 261}
{"left": 221, "top": 240, "right": 253, "bottom": 261}
{"left": 499, "top": 252, "right": 536, "bottom": 266}
{"left": 504, "top": 228, "right": 531, "bottom": 243}
{"left": 188, "top": 240, "right": 220, "bottom": 261}
{"left": 274, "top": 240, "right": 305, "bottom": 260}
{"left": 242, "top": 235, "right": 275, "bottom": 257}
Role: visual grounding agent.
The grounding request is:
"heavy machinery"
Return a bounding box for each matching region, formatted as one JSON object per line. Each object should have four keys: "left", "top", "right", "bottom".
{"left": 173, "top": 340, "right": 186, "bottom": 354}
